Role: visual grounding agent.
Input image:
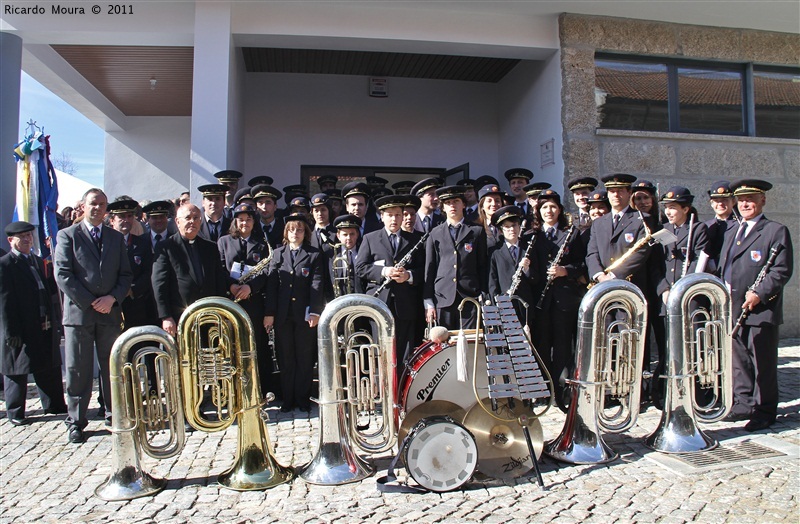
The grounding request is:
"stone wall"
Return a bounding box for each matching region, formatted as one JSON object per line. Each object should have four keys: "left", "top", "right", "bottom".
{"left": 559, "top": 13, "right": 800, "bottom": 336}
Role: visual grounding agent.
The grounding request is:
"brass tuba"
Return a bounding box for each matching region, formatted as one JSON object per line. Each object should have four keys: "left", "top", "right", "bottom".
{"left": 544, "top": 280, "right": 648, "bottom": 464}
{"left": 96, "top": 298, "right": 293, "bottom": 501}
{"left": 331, "top": 244, "right": 353, "bottom": 298}
{"left": 299, "top": 294, "right": 396, "bottom": 485}
{"left": 178, "top": 297, "right": 293, "bottom": 489}
{"left": 644, "top": 273, "right": 732, "bottom": 453}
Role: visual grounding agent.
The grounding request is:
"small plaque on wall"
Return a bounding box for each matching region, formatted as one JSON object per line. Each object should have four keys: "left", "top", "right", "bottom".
{"left": 369, "top": 78, "right": 388, "bottom": 98}
{"left": 541, "top": 139, "right": 555, "bottom": 168}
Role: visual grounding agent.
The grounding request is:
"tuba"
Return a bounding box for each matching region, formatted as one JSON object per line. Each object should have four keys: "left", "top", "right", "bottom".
{"left": 95, "top": 326, "right": 186, "bottom": 500}
{"left": 544, "top": 280, "right": 648, "bottom": 464}
{"left": 96, "top": 298, "right": 292, "bottom": 501}
{"left": 331, "top": 244, "right": 353, "bottom": 298}
{"left": 644, "top": 273, "right": 732, "bottom": 453}
{"left": 300, "top": 294, "right": 396, "bottom": 485}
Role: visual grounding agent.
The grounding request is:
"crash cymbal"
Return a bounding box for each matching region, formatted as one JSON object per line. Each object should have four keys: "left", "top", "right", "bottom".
{"left": 462, "top": 397, "right": 543, "bottom": 479}
{"left": 399, "top": 400, "right": 465, "bottom": 442}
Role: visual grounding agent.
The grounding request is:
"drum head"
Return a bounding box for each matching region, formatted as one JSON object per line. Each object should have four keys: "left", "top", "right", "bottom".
{"left": 398, "top": 400, "right": 465, "bottom": 443}
{"left": 404, "top": 417, "right": 478, "bottom": 492}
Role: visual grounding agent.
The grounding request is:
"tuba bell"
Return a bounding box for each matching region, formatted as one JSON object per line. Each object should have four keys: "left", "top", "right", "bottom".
{"left": 544, "top": 280, "right": 648, "bottom": 464}
{"left": 644, "top": 273, "right": 733, "bottom": 453}
{"left": 299, "top": 294, "right": 396, "bottom": 485}
{"left": 96, "top": 297, "right": 293, "bottom": 501}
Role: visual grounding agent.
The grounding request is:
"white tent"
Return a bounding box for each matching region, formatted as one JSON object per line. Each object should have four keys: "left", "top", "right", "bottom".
{"left": 55, "top": 169, "right": 95, "bottom": 211}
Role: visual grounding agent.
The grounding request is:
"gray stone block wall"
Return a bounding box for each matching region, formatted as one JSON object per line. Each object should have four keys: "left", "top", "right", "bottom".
{"left": 559, "top": 13, "right": 800, "bottom": 336}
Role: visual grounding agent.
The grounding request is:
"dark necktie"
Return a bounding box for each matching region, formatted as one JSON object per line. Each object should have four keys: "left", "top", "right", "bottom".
{"left": 722, "top": 224, "right": 747, "bottom": 283}
{"left": 291, "top": 249, "right": 298, "bottom": 265}
{"left": 449, "top": 224, "right": 459, "bottom": 241}
{"left": 209, "top": 221, "right": 220, "bottom": 241}
{"left": 612, "top": 213, "right": 621, "bottom": 230}
{"left": 240, "top": 238, "right": 248, "bottom": 259}
{"left": 517, "top": 202, "right": 526, "bottom": 211}
{"left": 389, "top": 233, "right": 398, "bottom": 257}
{"left": 674, "top": 224, "right": 681, "bottom": 235}
{"left": 154, "top": 233, "right": 162, "bottom": 249}
{"left": 423, "top": 215, "right": 431, "bottom": 233}
{"left": 510, "top": 245, "right": 518, "bottom": 262}
{"left": 90, "top": 226, "right": 102, "bottom": 252}
{"left": 547, "top": 228, "right": 556, "bottom": 241}
{"left": 735, "top": 223, "right": 747, "bottom": 246}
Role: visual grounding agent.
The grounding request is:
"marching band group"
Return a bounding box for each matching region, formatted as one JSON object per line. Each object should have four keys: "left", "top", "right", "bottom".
{"left": 0, "top": 167, "right": 793, "bottom": 444}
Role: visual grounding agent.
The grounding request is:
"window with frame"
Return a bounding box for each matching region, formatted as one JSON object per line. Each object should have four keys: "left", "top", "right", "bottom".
{"left": 595, "top": 54, "right": 799, "bottom": 139}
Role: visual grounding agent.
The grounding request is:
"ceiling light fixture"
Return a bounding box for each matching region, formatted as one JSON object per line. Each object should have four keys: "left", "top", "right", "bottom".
{"left": 150, "top": 78, "right": 157, "bottom": 90}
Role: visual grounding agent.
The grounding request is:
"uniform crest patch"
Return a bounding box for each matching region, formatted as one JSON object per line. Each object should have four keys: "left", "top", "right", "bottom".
{"left": 301, "top": 267, "right": 310, "bottom": 277}
{"left": 253, "top": 253, "right": 260, "bottom": 262}
{"left": 750, "top": 250, "right": 762, "bottom": 262}
{"left": 624, "top": 232, "right": 635, "bottom": 243}
{"left": 464, "top": 242, "right": 473, "bottom": 253}
{"left": 134, "top": 256, "right": 142, "bottom": 265}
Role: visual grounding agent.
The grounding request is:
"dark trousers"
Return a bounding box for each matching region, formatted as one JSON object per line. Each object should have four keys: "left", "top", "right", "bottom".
{"left": 4, "top": 367, "right": 67, "bottom": 419}
{"left": 437, "top": 296, "right": 478, "bottom": 331}
{"left": 533, "top": 307, "right": 577, "bottom": 388}
{"left": 275, "top": 318, "right": 317, "bottom": 409}
{"left": 64, "top": 323, "right": 119, "bottom": 429}
{"left": 732, "top": 324, "right": 779, "bottom": 422}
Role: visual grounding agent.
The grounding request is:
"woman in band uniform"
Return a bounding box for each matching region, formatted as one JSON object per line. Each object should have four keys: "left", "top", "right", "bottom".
{"left": 477, "top": 184, "right": 506, "bottom": 251}
{"left": 529, "top": 190, "right": 586, "bottom": 412}
{"left": 264, "top": 214, "right": 324, "bottom": 413}
{"left": 218, "top": 203, "right": 276, "bottom": 397}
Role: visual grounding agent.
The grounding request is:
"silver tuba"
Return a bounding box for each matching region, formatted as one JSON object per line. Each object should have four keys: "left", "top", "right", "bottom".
{"left": 299, "top": 294, "right": 396, "bottom": 485}
{"left": 644, "top": 273, "right": 732, "bottom": 453}
{"left": 96, "top": 298, "right": 293, "bottom": 501}
{"left": 544, "top": 280, "right": 648, "bottom": 464}
{"left": 95, "top": 326, "right": 186, "bottom": 500}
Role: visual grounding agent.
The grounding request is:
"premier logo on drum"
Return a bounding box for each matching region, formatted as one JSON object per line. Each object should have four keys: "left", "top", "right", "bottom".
{"left": 415, "top": 358, "right": 451, "bottom": 401}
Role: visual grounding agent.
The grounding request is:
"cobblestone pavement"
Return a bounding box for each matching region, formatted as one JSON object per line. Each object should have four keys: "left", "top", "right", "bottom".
{"left": 1, "top": 340, "right": 798, "bottom": 523}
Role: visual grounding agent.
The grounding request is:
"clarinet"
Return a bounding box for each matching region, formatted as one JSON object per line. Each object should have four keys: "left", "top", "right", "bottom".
{"left": 372, "top": 231, "right": 429, "bottom": 297}
{"left": 505, "top": 234, "right": 537, "bottom": 296}
{"left": 535, "top": 225, "right": 577, "bottom": 309}
{"left": 731, "top": 244, "right": 782, "bottom": 338}
{"left": 680, "top": 213, "right": 695, "bottom": 279}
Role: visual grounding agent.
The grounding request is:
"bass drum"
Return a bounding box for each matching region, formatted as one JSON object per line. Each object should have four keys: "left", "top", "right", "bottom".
{"left": 397, "top": 332, "right": 489, "bottom": 419}
{"left": 403, "top": 415, "right": 478, "bottom": 492}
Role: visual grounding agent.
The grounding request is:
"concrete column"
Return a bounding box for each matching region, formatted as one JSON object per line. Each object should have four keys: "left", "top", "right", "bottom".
{"left": 189, "top": 1, "right": 241, "bottom": 200}
{"left": 0, "top": 32, "right": 23, "bottom": 249}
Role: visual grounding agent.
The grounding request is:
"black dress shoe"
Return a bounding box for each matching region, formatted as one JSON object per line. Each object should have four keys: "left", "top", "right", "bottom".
{"left": 68, "top": 426, "right": 84, "bottom": 444}
{"left": 724, "top": 411, "right": 751, "bottom": 422}
{"left": 744, "top": 418, "right": 773, "bottom": 432}
{"left": 104, "top": 418, "right": 113, "bottom": 427}
{"left": 9, "top": 417, "right": 29, "bottom": 426}
{"left": 44, "top": 405, "right": 68, "bottom": 415}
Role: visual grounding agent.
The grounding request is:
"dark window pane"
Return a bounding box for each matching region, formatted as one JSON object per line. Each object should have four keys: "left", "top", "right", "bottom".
{"left": 677, "top": 67, "right": 743, "bottom": 133}
{"left": 754, "top": 69, "right": 800, "bottom": 139}
{"left": 595, "top": 59, "right": 669, "bottom": 131}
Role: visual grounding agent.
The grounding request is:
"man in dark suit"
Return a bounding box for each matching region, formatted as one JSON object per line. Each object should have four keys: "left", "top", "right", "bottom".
{"left": 213, "top": 169, "right": 243, "bottom": 218}
{"left": 342, "top": 182, "right": 382, "bottom": 235}
{"left": 505, "top": 168, "right": 534, "bottom": 220}
{"left": 411, "top": 177, "right": 444, "bottom": 234}
{"left": 54, "top": 188, "right": 133, "bottom": 443}
{"left": 357, "top": 196, "right": 425, "bottom": 371}
{"left": 586, "top": 173, "right": 653, "bottom": 291}
{"left": 152, "top": 203, "right": 228, "bottom": 337}
{"left": 702, "top": 180, "right": 738, "bottom": 273}
{"left": 309, "top": 194, "right": 337, "bottom": 252}
{"left": 197, "top": 184, "right": 232, "bottom": 242}
{"left": 718, "top": 180, "right": 793, "bottom": 432}
{"left": 1, "top": 221, "right": 67, "bottom": 425}
{"left": 567, "top": 176, "right": 598, "bottom": 231}
{"left": 424, "top": 185, "right": 488, "bottom": 330}
{"left": 252, "top": 184, "right": 284, "bottom": 249}
{"left": 108, "top": 200, "right": 157, "bottom": 329}
{"left": 143, "top": 200, "right": 177, "bottom": 251}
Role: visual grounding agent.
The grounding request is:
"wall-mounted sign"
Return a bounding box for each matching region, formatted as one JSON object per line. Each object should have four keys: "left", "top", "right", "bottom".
{"left": 369, "top": 78, "right": 388, "bottom": 98}
{"left": 541, "top": 139, "right": 555, "bottom": 168}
